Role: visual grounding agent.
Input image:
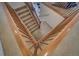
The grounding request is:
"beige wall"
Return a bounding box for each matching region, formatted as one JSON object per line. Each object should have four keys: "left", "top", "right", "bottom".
{"left": 39, "top": 3, "right": 64, "bottom": 29}
{"left": 8, "top": 2, "right": 25, "bottom": 9}
{"left": 49, "top": 18, "right": 79, "bottom": 56}
{"left": 0, "top": 3, "right": 22, "bottom": 56}
{"left": 0, "top": 2, "right": 79, "bottom": 56}
{"left": 40, "top": 3, "right": 79, "bottom": 56}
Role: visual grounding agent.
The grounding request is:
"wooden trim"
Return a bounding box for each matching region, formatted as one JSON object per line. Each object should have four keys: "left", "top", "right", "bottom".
{"left": 25, "top": 2, "right": 40, "bottom": 27}
{"left": 31, "top": 26, "right": 39, "bottom": 33}
{"left": 3, "top": 2, "right": 37, "bottom": 45}
{"left": 15, "top": 5, "right": 27, "bottom": 12}
{"left": 18, "top": 9, "right": 29, "bottom": 15}
{"left": 24, "top": 19, "right": 34, "bottom": 25}
{"left": 29, "top": 2, "right": 41, "bottom": 24}
{"left": 23, "top": 17, "right": 32, "bottom": 22}
{"left": 20, "top": 14, "right": 31, "bottom": 19}
{"left": 27, "top": 22, "right": 36, "bottom": 28}
{"left": 37, "top": 9, "right": 79, "bottom": 44}
{"left": 41, "top": 12, "right": 79, "bottom": 55}
{"left": 2, "top": 3, "right": 32, "bottom": 56}
{"left": 22, "top": 13, "right": 30, "bottom": 18}
{"left": 29, "top": 24, "right": 38, "bottom": 30}
{"left": 2, "top": 2, "right": 79, "bottom": 56}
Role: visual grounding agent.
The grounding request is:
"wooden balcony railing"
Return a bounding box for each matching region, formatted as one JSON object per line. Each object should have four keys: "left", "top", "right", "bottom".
{"left": 2, "top": 2, "right": 39, "bottom": 56}
{"left": 1, "top": 2, "right": 79, "bottom": 56}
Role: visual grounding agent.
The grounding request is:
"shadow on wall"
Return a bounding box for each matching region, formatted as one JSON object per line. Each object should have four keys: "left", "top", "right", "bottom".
{"left": 0, "top": 34, "right": 4, "bottom": 56}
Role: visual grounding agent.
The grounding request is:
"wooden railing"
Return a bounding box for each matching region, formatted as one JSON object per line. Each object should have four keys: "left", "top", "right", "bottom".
{"left": 3, "top": 2, "right": 37, "bottom": 44}
{"left": 38, "top": 3, "right": 79, "bottom": 44}
{"left": 2, "top": 2, "right": 79, "bottom": 56}
{"left": 2, "top": 2, "right": 39, "bottom": 56}
{"left": 35, "top": 3, "right": 79, "bottom": 55}
{"left": 40, "top": 12, "right": 79, "bottom": 55}
{"left": 14, "top": 4, "right": 39, "bottom": 33}
{"left": 25, "top": 2, "right": 41, "bottom": 25}
{"left": 42, "top": 2, "right": 79, "bottom": 18}
{"left": 37, "top": 8, "right": 79, "bottom": 55}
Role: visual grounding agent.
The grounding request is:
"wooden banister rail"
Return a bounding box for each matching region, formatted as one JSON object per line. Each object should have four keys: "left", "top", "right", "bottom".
{"left": 2, "top": 3, "right": 33, "bottom": 56}
{"left": 42, "top": 2, "right": 79, "bottom": 19}
{"left": 24, "top": 2, "right": 40, "bottom": 27}
{"left": 36, "top": 8, "right": 79, "bottom": 55}
{"left": 37, "top": 9, "right": 79, "bottom": 44}
{"left": 41, "top": 12, "right": 79, "bottom": 56}
{"left": 2, "top": 2, "right": 79, "bottom": 56}
{"left": 26, "top": 2, "right": 41, "bottom": 24}
{"left": 3, "top": 2, "right": 37, "bottom": 45}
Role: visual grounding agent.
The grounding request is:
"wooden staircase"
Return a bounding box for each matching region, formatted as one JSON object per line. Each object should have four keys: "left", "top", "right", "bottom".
{"left": 15, "top": 5, "right": 40, "bottom": 33}
{"left": 2, "top": 2, "right": 37, "bottom": 56}
{"left": 2, "top": 2, "right": 79, "bottom": 56}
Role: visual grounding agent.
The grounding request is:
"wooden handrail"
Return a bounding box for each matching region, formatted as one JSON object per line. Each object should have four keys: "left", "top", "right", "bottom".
{"left": 37, "top": 8, "right": 79, "bottom": 44}
{"left": 42, "top": 2, "right": 79, "bottom": 19}
{"left": 3, "top": 2, "right": 37, "bottom": 45}
{"left": 24, "top": 2, "right": 40, "bottom": 27}
{"left": 2, "top": 3, "right": 33, "bottom": 56}
{"left": 36, "top": 7, "right": 79, "bottom": 55}
{"left": 41, "top": 12, "right": 79, "bottom": 55}
{"left": 2, "top": 2, "right": 79, "bottom": 56}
